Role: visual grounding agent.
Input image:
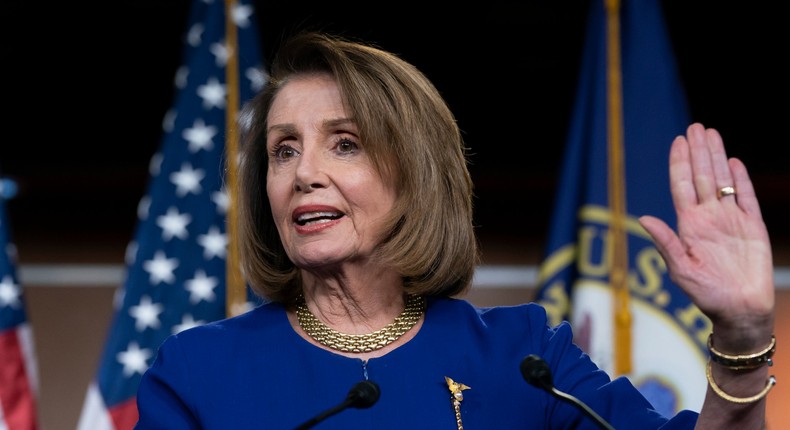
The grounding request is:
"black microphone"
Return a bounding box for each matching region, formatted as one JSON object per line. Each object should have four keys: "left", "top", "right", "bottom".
{"left": 521, "top": 354, "right": 615, "bottom": 430}
{"left": 293, "top": 380, "right": 381, "bottom": 430}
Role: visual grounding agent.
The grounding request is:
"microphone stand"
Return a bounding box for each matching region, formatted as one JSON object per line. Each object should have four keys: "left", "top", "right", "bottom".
{"left": 294, "top": 401, "right": 353, "bottom": 430}
{"left": 545, "top": 386, "right": 615, "bottom": 430}
{"left": 294, "top": 380, "right": 380, "bottom": 430}
{"left": 521, "top": 354, "right": 615, "bottom": 430}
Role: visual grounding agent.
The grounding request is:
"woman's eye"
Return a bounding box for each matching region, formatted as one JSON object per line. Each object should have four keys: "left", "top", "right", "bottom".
{"left": 337, "top": 138, "right": 358, "bottom": 153}
{"left": 271, "top": 144, "right": 298, "bottom": 159}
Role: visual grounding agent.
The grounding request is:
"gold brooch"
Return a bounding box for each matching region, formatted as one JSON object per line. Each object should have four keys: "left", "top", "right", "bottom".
{"left": 445, "top": 376, "right": 471, "bottom": 430}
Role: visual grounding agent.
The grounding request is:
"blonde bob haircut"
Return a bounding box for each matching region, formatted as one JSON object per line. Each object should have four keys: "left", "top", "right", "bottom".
{"left": 238, "top": 31, "right": 479, "bottom": 303}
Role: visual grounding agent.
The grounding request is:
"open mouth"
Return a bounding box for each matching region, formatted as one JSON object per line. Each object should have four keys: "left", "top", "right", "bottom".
{"left": 295, "top": 211, "right": 344, "bottom": 226}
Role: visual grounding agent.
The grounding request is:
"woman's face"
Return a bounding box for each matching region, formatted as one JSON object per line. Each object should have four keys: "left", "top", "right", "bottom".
{"left": 265, "top": 74, "right": 397, "bottom": 269}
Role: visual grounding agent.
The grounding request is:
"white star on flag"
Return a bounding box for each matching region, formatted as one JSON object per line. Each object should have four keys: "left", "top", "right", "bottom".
{"left": 129, "top": 296, "right": 164, "bottom": 331}
{"left": 170, "top": 163, "right": 205, "bottom": 197}
{"left": 0, "top": 274, "right": 21, "bottom": 308}
{"left": 197, "top": 76, "right": 226, "bottom": 109}
{"left": 172, "top": 314, "right": 206, "bottom": 335}
{"left": 231, "top": 3, "right": 253, "bottom": 27}
{"left": 183, "top": 118, "right": 218, "bottom": 152}
{"left": 143, "top": 251, "right": 179, "bottom": 285}
{"left": 211, "top": 189, "right": 229, "bottom": 214}
{"left": 117, "top": 342, "right": 154, "bottom": 378}
{"left": 185, "top": 269, "right": 219, "bottom": 304}
{"left": 157, "top": 206, "right": 192, "bottom": 240}
{"left": 197, "top": 226, "right": 227, "bottom": 260}
{"left": 210, "top": 42, "right": 230, "bottom": 67}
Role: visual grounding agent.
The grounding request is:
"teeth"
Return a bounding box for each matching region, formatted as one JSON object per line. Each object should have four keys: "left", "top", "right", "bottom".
{"left": 305, "top": 218, "right": 333, "bottom": 225}
{"left": 297, "top": 211, "right": 338, "bottom": 223}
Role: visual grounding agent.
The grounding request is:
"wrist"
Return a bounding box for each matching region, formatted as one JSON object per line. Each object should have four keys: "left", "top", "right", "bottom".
{"left": 708, "top": 333, "right": 776, "bottom": 370}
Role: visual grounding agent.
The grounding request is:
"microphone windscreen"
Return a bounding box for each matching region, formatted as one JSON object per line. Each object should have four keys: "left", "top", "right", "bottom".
{"left": 520, "top": 354, "right": 553, "bottom": 390}
{"left": 347, "top": 380, "right": 380, "bottom": 409}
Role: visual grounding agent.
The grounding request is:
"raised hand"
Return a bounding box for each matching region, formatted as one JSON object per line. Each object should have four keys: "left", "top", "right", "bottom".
{"left": 638, "top": 123, "right": 774, "bottom": 342}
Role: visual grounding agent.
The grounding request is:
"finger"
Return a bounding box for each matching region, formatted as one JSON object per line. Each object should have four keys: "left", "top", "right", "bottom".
{"left": 730, "top": 157, "right": 763, "bottom": 218}
{"left": 668, "top": 134, "right": 697, "bottom": 211}
{"left": 638, "top": 215, "right": 686, "bottom": 277}
{"left": 686, "top": 123, "right": 718, "bottom": 203}
{"left": 704, "top": 127, "right": 737, "bottom": 205}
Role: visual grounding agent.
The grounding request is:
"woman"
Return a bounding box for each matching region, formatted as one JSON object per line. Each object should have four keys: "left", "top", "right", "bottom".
{"left": 135, "top": 32, "right": 776, "bottom": 429}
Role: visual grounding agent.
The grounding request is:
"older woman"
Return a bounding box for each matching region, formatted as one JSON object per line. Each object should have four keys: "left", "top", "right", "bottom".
{"left": 135, "top": 32, "right": 775, "bottom": 429}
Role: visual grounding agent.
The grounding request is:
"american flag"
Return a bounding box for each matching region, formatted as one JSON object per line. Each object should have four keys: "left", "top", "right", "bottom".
{"left": 0, "top": 179, "right": 39, "bottom": 430}
{"left": 76, "top": 0, "right": 265, "bottom": 428}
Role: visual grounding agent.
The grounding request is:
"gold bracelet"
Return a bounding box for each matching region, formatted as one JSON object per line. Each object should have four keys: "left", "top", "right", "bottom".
{"left": 708, "top": 334, "right": 776, "bottom": 370}
{"left": 706, "top": 361, "right": 776, "bottom": 404}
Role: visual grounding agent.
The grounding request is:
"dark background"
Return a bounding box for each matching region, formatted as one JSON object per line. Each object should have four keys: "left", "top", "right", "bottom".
{"left": 2, "top": 1, "right": 788, "bottom": 265}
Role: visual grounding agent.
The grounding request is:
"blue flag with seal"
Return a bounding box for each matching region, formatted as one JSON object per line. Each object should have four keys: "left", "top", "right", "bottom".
{"left": 76, "top": 1, "right": 266, "bottom": 428}
{"left": 535, "top": 0, "right": 710, "bottom": 416}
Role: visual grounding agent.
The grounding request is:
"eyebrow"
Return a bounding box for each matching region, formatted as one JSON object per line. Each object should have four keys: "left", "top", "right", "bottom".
{"left": 267, "top": 117, "right": 356, "bottom": 136}
{"left": 267, "top": 123, "right": 297, "bottom": 137}
{"left": 323, "top": 117, "right": 355, "bottom": 128}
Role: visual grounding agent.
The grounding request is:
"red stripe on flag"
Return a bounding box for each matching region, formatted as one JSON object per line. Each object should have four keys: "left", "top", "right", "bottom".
{"left": 109, "top": 397, "right": 138, "bottom": 430}
{"left": 0, "top": 329, "right": 38, "bottom": 430}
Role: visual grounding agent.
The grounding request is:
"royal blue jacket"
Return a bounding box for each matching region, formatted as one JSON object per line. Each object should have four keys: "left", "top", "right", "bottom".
{"left": 135, "top": 297, "right": 698, "bottom": 429}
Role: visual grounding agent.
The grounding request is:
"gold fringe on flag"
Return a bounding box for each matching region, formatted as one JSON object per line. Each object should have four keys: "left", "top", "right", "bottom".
{"left": 224, "top": 0, "right": 246, "bottom": 317}
{"left": 604, "top": 0, "right": 632, "bottom": 375}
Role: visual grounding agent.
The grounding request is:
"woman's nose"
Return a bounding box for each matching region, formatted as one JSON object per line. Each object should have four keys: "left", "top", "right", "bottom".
{"left": 293, "top": 148, "right": 325, "bottom": 193}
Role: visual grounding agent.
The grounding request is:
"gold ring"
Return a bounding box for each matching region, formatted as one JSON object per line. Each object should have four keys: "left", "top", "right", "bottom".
{"left": 717, "top": 186, "right": 736, "bottom": 198}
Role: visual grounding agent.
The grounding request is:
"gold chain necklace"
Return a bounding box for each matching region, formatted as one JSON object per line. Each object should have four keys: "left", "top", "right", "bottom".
{"left": 296, "top": 294, "right": 426, "bottom": 353}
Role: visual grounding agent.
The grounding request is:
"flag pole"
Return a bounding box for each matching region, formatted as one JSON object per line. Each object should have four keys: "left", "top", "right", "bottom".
{"left": 604, "top": 0, "right": 632, "bottom": 376}
{"left": 224, "top": 0, "right": 246, "bottom": 317}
